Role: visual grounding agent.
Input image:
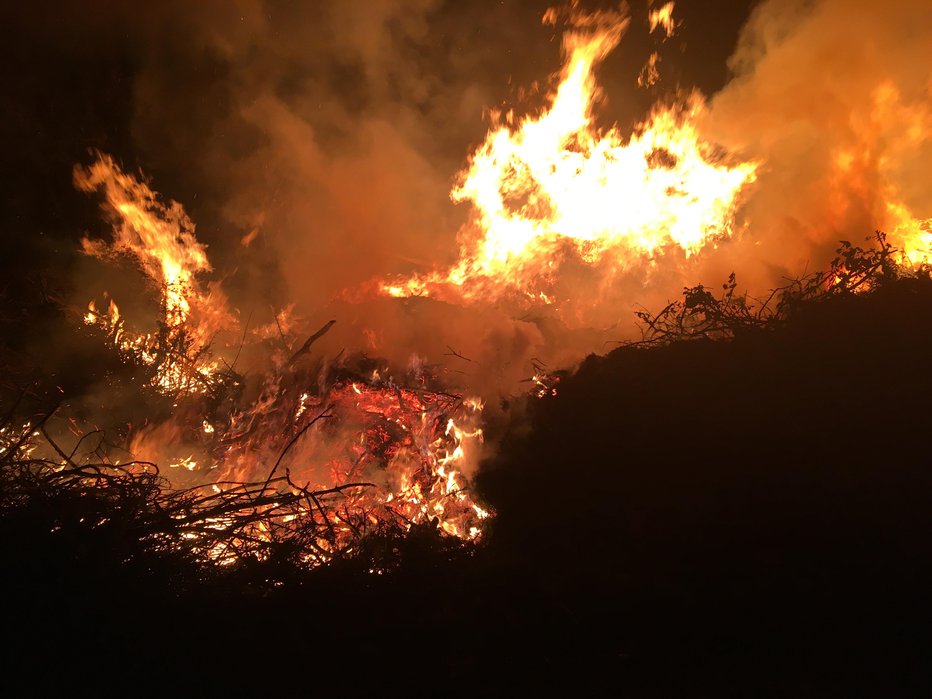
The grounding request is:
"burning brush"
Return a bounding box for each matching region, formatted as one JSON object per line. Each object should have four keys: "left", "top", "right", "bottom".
{"left": 67, "top": 153, "right": 491, "bottom": 568}
{"left": 13, "top": 0, "right": 929, "bottom": 574}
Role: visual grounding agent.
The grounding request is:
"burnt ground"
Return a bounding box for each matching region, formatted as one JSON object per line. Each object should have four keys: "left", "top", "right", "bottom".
{"left": 3, "top": 276, "right": 932, "bottom": 696}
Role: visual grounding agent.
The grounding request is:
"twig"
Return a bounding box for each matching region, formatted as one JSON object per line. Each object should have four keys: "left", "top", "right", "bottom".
{"left": 261, "top": 405, "right": 334, "bottom": 492}
{"left": 444, "top": 346, "right": 474, "bottom": 363}
{"left": 229, "top": 310, "right": 253, "bottom": 371}
{"left": 288, "top": 320, "right": 336, "bottom": 366}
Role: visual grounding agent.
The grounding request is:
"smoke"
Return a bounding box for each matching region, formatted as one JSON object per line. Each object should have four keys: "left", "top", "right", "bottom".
{"left": 3, "top": 0, "right": 929, "bottom": 520}
{"left": 186, "top": 0, "right": 928, "bottom": 354}
{"left": 696, "top": 0, "right": 931, "bottom": 288}
{"left": 112, "top": 0, "right": 581, "bottom": 395}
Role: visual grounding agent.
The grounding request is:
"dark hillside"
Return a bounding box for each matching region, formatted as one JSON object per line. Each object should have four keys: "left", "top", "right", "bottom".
{"left": 478, "top": 273, "right": 932, "bottom": 692}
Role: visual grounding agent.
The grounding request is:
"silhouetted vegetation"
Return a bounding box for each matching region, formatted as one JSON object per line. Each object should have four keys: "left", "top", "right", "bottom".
{"left": 635, "top": 231, "right": 904, "bottom": 343}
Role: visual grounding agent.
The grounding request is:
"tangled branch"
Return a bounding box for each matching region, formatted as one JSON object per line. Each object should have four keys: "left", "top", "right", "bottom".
{"left": 635, "top": 232, "right": 909, "bottom": 345}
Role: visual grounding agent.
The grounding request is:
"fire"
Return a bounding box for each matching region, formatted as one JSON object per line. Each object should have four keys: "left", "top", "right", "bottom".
{"left": 211, "top": 371, "right": 489, "bottom": 543}
{"left": 830, "top": 82, "right": 932, "bottom": 266}
{"left": 76, "top": 153, "right": 231, "bottom": 395}
{"left": 648, "top": 1, "right": 676, "bottom": 38}
{"left": 382, "top": 3, "right": 757, "bottom": 305}
{"left": 67, "top": 3, "right": 765, "bottom": 563}
{"left": 888, "top": 205, "right": 932, "bottom": 266}
{"left": 74, "top": 153, "right": 212, "bottom": 329}
{"left": 75, "top": 154, "right": 492, "bottom": 557}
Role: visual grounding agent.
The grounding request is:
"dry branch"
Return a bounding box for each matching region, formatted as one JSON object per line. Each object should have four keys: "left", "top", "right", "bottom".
{"left": 288, "top": 320, "right": 336, "bottom": 366}
{"left": 0, "top": 414, "right": 393, "bottom": 572}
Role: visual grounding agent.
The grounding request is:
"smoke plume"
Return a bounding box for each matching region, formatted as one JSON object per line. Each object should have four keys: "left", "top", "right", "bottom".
{"left": 696, "top": 0, "right": 931, "bottom": 288}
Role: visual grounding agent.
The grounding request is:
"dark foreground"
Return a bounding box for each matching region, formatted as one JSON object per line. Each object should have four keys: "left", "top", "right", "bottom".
{"left": 3, "top": 274, "right": 932, "bottom": 697}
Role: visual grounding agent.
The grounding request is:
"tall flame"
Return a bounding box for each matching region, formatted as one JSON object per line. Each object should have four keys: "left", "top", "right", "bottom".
{"left": 383, "top": 4, "right": 757, "bottom": 305}
{"left": 75, "top": 153, "right": 232, "bottom": 395}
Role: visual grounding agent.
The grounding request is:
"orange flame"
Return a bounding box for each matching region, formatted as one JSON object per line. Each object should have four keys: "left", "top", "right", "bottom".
{"left": 648, "top": 1, "right": 677, "bottom": 38}
{"left": 382, "top": 4, "right": 757, "bottom": 306}
{"left": 74, "top": 153, "right": 211, "bottom": 327}
{"left": 75, "top": 153, "right": 233, "bottom": 395}
{"left": 76, "top": 154, "right": 492, "bottom": 551}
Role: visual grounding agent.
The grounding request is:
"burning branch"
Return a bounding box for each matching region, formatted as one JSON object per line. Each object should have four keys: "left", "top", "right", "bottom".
{"left": 262, "top": 405, "right": 334, "bottom": 491}
{"left": 68, "top": 151, "right": 491, "bottom": 561}
{"left": 0, "top": 414, "right": 390, "bottom": 569}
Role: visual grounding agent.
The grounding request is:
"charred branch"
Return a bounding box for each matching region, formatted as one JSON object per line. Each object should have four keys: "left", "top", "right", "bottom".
{"left": 288, "top": 320, "right": 336, "bottom": 366}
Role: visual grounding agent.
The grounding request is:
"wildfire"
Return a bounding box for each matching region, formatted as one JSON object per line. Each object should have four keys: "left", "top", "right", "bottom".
{"left": 75, "top": 154, "right": 492, "bottom": 557}
{"left": 382, "top": 3, "right": 757, "bottom": 305}
{"left": 67, "top": 0, "right": 929, "bottom": 571}
{"left": 66, "top": 2, "right": 767, "bottom": 565}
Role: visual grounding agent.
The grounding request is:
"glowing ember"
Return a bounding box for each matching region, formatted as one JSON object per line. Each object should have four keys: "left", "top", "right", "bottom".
{"left": 382, "top": 3, "right": 758, "bottom": 304}
{"left": 211, "top": 372, "right": 490, "bottom": 543}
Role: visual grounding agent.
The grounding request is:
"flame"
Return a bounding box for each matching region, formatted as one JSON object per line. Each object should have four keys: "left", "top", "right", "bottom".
{"left": 887, "top": 205, "right": 932, "bottom": 266}
{"left": 76, "top": 154, "right": 493, "bottom": 553}
{"left": 638, "top": 52, "right": 661, "bottom": 88}
{"left": 829, "top": 82, "right": 932, "bottom": 266}
{"left": 169, "top": 455, "right": 198, "bottom": 471}
{"left": 381, "top": 4, "right": 757, "bottom": 306}
{"left": 74, "top": 153, "right": 211, "bottom": 327}
{"left": 213, "top": 375, "right": 489, "bottom": 543}
{"left": 58, "top": 2, "right": 930, "bottom": 568}
{"left": 76, "top": 153, "right": 232, "bottom": 395}
{"left": 648, "top": 1, "right": 677, "bottom": 38}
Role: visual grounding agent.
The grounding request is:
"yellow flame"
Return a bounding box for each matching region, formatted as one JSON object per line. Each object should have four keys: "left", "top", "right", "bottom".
{"left": 382, "top": 5, "right": 757, "bottom": 304}
{"left": 648, "top": 2, "right": 676, "bottom": 38}
{"left": 76, "top": 153, "right": 230, "bottom": 395}
{"left": 169, "top": 455, "right": 198, "bottom": 471}
{"left": 74, "top": 153, "right": 211, "bottom": 325}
